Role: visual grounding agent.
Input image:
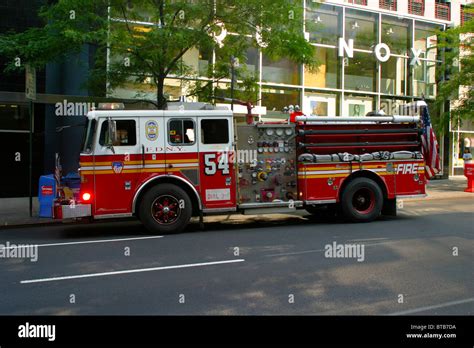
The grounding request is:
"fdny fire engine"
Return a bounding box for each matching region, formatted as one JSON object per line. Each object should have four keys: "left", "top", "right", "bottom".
{"left": 54, "top": 101, "right": 434, "bottom": 234}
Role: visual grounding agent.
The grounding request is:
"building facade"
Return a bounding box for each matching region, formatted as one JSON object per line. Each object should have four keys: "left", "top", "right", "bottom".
{"left": 112, "top": 0, "right": 472, "bottom": 177}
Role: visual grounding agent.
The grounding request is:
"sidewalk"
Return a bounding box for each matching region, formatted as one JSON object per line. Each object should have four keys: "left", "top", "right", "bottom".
{"left": 0, "top": 178, "right": 472, "bottom": 229}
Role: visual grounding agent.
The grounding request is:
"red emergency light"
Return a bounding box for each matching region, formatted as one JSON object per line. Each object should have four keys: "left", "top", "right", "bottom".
{"left": 82, "top": 192, "right": 92, "bottom": 202}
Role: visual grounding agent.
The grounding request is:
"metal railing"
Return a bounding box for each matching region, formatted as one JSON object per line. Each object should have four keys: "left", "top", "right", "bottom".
{"left": 435, "top": 2, "right": 450, "bottom": 21}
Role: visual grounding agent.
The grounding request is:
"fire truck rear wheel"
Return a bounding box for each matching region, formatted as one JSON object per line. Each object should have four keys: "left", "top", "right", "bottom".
{"left": 139, "top": 184, "right": 192, "bottom": 234}
{"left": 341, "top": 177, "right": 383, "bottom": 223}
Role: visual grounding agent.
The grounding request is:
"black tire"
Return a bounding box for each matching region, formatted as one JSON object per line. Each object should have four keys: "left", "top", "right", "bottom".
{"left": 139, "top": 184, "right": 192, "bottom": 234}
{"left": 341, "top": 177, "right": 383, "bottom": 222}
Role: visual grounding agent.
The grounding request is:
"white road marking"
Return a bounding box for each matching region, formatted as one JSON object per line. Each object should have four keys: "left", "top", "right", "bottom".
{"left": 389, "top": 298, "right": 474, "bottom": 315}
{"left": 20, "top": 259, "right": 245, "bottom": 284}
{"left": 0, "top": 236, "right": 164, "bottom": 250}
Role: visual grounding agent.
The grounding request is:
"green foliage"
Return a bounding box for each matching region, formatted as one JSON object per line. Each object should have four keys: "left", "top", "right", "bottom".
{"left": 434, "top": 7, "right": 473, "bottom": 134}
{"left": 0, "top": 0, "right": 317, "bottom": 109}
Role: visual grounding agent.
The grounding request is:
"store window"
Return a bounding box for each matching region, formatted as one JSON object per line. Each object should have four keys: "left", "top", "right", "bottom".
{"left": 261, "top": 87, "right": 301, "bottom": 119}
{"left": 303, "top": 92, "right": 339, "bottom": 116}
{"left": 344, "top": 94, "right": 375, "bottom": 116}
{"left": 262, "top": 55, "right": 300, "bottom": 85}
{"left": 305, "top": 3, "right": 342, "bottom": 46}
{"left": 382, "top": 16, "right": 411, "bottom": 56}
{"left": 415, "top": 22, "right": 440, "bottom": 62}
{"left": 99, "top": 120, "right": 137, "bottom": 146}
{"left": 380, "top": 98, "right": 411, "bottom": 115}
{"left": 381, "top": 56, "right": 408, "bottom": 95}
{"left": 345, "top": 9, "right": 378, "bottom": 50}
{"left": 182, "top": 46, "right": 213, "bottom": 77}
{"left": 215, "top": 38, "right": 259, "bottom": 78}
{"left": 304, "top": 48, "right": 340, "bottom": 89}
{"left": 344, "top": 52, "right": 377, "bottom": 92}
{"left": 0, "top": 104, "right": 29, "bottom": 131}
{"left": 413, "top": 60, "right": 437, "bottom": 98}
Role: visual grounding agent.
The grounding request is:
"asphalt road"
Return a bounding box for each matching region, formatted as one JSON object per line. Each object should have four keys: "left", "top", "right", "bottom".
{"left": 0, "top": 197, "right": 472, "bottom": 315}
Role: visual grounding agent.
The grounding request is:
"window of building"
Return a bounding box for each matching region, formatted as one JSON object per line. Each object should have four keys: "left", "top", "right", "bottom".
{"left": 344, "top": 94, "right": 375, "bottom": 116}
{"left": 168, "top": 119, "right": 195, "bottom": 145}
{"left": 305, "top": 3, "right": 342, "bottom": 46}
{"left": 201, "top": 119, "right": 229, "bottom": 144}
{"left": 345, "top": 9, "right": 378, "bottom": 50}
{"left": 304, "top": 47, "right": 340, "bottom": 89}
{"left": 303, "top": 91, "right": 340, "bottom": 116}
{"left": 415, "top": 23, "right": 440, "bottom": 61}
{"left": 461, "top": 5, "right": 473, "bottom": 26}
{"left": 381, "top": 56, "right": 408, "bottom": 95}
{"left": 262, "top": 55, "right": 300, "bottom": 85}
{"left": 0, "top": 104, "right": 29, "bottom": 131}
{"left": 344, "top": 52, "right": 377, "bottom": 92}
{"left": 380, "top": 98, "right": 411, "bottom": 115}
{"left": 379, "top": 0, "right": 397, "bottom": 11}
{"left": 435, "top": 1, "right": 450, "bottom": 21}
{"left": 382, "top": 16, "right": 411, "bottom": 56}
{"left": 408, "top": 0, "right": 424, "bottom": 16}
{"left": 261, "top": 87, "right": 301, "bottom": 119}
{"left": 215, "top": 38, "right": 259, "bottom": 78}
{"left": 99, "top": 120, "right": 137, "bottom": 146}
{"left": 413, "top": 60, "right": 437, "bottom": 98}
{"left": 182, "top": 47, "right": 213, "bottom": 77}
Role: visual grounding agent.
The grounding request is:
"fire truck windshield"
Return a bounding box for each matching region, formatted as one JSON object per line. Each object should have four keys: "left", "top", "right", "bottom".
{"left": 82, "top": 119, "right": 97, "bottom": 153}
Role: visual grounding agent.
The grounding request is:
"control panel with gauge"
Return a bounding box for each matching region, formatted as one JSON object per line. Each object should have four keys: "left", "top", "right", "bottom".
{"left": 236, "top": 123, "right": 297, "bottom": 204}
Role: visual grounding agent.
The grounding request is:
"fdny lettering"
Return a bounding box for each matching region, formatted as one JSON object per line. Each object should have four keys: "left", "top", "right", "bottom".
{"left": 145, "top": 146, "right": 185, "bottom": 153}
{"left": 396, "top": 163, "right": 419, "bottom": 174}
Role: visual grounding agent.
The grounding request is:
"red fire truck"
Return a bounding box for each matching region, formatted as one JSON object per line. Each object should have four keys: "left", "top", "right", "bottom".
{"left": 54, "top": 102, "right": 434, "bottom": 234}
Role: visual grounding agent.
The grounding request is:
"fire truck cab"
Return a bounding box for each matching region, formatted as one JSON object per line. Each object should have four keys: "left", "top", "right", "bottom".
{"left": 59, "top": 102, "right": 430, "bottom": 234}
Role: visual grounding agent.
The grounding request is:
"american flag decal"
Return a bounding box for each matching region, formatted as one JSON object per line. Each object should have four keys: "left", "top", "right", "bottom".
{"left": 421, "top": 105, "right": 441, "bottom": 179}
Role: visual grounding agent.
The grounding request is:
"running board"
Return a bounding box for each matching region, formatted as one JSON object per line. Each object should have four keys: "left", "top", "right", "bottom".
{"left": 239, "top": 201, "right": 303, "bottom": 215}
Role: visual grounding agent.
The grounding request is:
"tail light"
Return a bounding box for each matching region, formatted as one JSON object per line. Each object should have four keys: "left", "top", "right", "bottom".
{"left": 82, "top": 192, "right": 92, "bottom": 202}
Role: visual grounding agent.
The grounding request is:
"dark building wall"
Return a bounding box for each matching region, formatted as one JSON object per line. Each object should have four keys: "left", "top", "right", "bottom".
{"left": 0, "top": 0, "right": 46, "bottom": 198}
{"left": 44, "top": 47, "right": 92, "bottom": 175}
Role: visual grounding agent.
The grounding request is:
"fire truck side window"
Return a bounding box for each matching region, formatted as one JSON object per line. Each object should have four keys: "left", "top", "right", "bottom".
{"left": 99, "top": 120, "right": 136, "bottom": 146}
{"left": 168, "top": 119, "right": 195, "bottom": 145}
{"left": 201, "top": 119, "right": 229, "bottom": 144}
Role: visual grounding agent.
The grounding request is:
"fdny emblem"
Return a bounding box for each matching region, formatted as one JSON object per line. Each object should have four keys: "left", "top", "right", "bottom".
{"left": 112, "top": 161, "right": 124, "bottom": 174}
{"left": 145, "top": 120, "right": 158, "bottom": 141}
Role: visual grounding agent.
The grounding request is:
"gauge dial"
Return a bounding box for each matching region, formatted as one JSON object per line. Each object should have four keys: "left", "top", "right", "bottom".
{"left": 285, "top": 128, "right": 293, "bottom": 136}
{"left": 276, "top": 129, "right": 284, "bottom": 136}
{"left": 265, "top": 128, "right": 274, "bottom": 136}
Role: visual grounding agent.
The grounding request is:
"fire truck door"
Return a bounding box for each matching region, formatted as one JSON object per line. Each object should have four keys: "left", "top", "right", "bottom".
{"left": 164, "top": 116, "right": 200, "bottom": 188}
{"left": 93, "top": 117, "right": 140, "bottom": 215}
{"left": 140, "top": 115, "right": 165, "bottom": 185}
{"left": 198, "top": 117, "right": 236, "bottom": 210}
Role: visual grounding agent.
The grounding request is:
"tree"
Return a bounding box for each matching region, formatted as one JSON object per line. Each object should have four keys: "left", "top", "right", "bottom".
{"left": 434, "top": 7, "right": 473, "bottom": 133}
{"left": 0, "top": 0, "right": 318, "bottom": 109}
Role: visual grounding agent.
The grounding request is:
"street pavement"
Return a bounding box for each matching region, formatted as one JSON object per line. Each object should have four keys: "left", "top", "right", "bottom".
{"left": 0, "top": 196, "right": 472, "bottom": 315}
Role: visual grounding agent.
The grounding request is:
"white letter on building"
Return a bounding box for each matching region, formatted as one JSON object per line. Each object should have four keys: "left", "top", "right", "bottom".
{"left": 338, "top": 38, "right": 354, "bottom": 58}
{"left": 374, "top": 43, "right": 391, "bottom": 62}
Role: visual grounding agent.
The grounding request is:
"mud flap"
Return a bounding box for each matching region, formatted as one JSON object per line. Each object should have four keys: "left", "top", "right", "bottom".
{"left": 382, "top": 199, "right": 397, "bottom": 216}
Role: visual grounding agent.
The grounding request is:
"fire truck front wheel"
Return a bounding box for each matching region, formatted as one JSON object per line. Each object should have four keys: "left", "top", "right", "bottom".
{"left": 139, "top": 184, "right": 192, "bottom": 234}
{"left": 341, "top": 177, "right": 383, "bottom": 223}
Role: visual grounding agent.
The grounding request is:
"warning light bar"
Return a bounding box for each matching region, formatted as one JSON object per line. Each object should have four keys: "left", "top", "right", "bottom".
{"left": 98, "top": 103, "right": 125, "bottom": 110}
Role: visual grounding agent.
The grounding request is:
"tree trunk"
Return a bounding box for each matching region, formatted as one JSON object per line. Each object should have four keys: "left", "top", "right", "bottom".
{"left": 157, "top": 76, "right": 166, "bottom": 110}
